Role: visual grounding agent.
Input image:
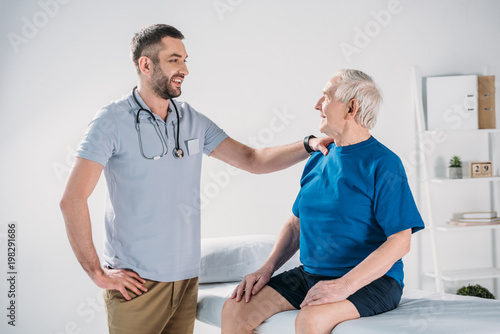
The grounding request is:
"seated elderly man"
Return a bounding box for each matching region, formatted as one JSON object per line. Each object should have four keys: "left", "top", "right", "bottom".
{"left": 221, "top": 69, "right": 425, "bottom": 334}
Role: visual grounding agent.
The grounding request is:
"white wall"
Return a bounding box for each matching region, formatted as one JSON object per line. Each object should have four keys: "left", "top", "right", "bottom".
{"left": 0, "top": 0, "right": 499, "bottom": 333}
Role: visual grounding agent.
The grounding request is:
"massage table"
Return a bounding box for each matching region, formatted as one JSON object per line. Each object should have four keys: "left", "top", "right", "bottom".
{"left": 196, "top": 235, "right": 500, "bottom": 333}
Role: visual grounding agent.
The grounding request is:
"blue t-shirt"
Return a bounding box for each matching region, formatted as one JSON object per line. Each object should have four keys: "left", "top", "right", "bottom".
{"left": 292, "top": 136, "right": 424, "bottom": 287}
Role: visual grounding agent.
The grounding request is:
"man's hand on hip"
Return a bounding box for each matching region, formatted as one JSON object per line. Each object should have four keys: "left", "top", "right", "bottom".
{"left": 93, "top": 267, "right": 148, "bottom": 301}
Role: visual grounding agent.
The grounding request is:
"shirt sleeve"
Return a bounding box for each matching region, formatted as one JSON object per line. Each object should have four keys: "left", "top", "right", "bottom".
{"left": 292, "top": 192, "right": 301, "bottom": 218}
{"left": 76, "top": 108, "right": 119, "bottom": 166}
{"left": 201, "top": 114, "right": 228, "bottom": 155}
{"left": 373, "top": 156, "right": 425, "bottom": 237}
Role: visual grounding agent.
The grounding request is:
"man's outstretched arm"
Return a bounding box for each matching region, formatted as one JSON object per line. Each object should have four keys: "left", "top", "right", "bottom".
{"left": 210, "top": 136, "right": 333, "bottom": 174}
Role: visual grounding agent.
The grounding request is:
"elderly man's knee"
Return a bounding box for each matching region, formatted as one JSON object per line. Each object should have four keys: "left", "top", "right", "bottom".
{"left": 222, "top": 298, "right": 240, "bottom": 322}
{"left": 295, "top": 307, "right": 314, "bottom": 331}
{"left": 295, "top": 306, "right": 333, "bottom": 334}
{"left": 222, "top": 297, "right": 271, "bottom": 333}
{"left": 222, "top": 299, "right": 253, "bottom": 331}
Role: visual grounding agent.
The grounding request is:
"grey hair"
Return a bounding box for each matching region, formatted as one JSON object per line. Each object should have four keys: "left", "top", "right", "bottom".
{"left": 327, "top": 69, "right": 383, "bottom": 130}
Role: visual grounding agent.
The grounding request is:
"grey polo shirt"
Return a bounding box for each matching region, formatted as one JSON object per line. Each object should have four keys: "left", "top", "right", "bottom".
{"left": 76, "top": 91, "right": 228, "bottom": 282}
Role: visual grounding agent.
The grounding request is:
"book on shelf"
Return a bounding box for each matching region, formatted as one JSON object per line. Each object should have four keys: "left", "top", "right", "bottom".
{"left": 449, "top": 218, "right": 500, "bottom": 226}
{"left": 462, "top": 211, "right": 497, "bottom": 219}
{"left": 458, "top": 217, "right": 500, "bottom": 222}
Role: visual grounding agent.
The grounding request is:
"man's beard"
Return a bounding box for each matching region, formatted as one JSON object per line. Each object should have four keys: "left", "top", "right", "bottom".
{"left": 150, "top": 65, "right": 182, "bottom": 100}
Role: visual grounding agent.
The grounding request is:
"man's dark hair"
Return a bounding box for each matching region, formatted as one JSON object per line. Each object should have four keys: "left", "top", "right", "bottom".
{"left": 130, "top": 24, "right": 184, "bottom": 74}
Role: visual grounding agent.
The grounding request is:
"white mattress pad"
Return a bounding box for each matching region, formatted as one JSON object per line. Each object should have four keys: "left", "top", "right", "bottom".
{"left": 197, "top": 282, "right": 500, "bottom": 333}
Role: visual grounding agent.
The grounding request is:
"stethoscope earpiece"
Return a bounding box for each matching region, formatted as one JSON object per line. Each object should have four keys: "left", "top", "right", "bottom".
{"left": 132, "top": 86, "right": 183, "bottom": 160}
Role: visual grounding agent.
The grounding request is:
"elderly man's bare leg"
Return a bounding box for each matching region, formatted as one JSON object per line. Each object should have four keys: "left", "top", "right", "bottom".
{"left": 221, "top": 286, "right": 295, "bottom": 334}
{"left": 295, "top": 300, "right": 360, "bottom": 334}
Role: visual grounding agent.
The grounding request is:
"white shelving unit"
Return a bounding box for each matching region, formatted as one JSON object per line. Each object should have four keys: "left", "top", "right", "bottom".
{"left": 424, "top": 268, "right": 500, "bottom": 282}
{"left": 412, "top": 66, "right": 500, "bottom": 295}
{"left": 429, "top": 176, "right": 500, "bottom": 184}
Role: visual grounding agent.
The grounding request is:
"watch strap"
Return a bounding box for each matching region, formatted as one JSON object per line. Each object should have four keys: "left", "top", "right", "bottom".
{"left": 303, "top": 135, "right": 316, "bottom": 154}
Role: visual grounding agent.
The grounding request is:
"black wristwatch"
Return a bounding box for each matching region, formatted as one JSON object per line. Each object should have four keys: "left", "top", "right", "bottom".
{"left": 303, "top": 135, "right": 316, "bottom": 154}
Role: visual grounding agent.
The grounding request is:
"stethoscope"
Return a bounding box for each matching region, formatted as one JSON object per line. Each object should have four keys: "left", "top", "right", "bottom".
{"left": 132, "top": 86, "right": 184, "bottom": 160}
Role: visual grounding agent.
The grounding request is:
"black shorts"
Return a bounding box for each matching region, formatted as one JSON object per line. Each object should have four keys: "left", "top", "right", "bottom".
{"left": 267, "top": 266, "right": 402, "bottom": 317}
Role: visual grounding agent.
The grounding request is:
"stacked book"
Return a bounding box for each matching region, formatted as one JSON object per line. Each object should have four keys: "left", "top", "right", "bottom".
{"left": 449, "top": 212, "right": 500, "bottom": 226}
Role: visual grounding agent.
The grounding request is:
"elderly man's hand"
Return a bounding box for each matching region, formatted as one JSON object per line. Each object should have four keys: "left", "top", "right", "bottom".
{"left": 230, "top": 266, "right": 274, "bottom": 303}
{"left": 300, "top": 278, "right": 352, "bottom": 308}
{"left": 309, "top": 136, "right": 334, "bottom": 155}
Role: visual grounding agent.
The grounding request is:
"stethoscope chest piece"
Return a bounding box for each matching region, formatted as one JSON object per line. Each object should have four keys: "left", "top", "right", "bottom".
{"left": 173, "top": 148, "right": 184, "bottom": 159}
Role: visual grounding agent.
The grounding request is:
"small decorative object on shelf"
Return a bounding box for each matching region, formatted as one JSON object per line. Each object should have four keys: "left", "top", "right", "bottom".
{"left": 426, "top": 75, "right": 478, "bottom": 130}
{"left": 457, "top": 284, "right": 496, "bottom": 299}
{"left": 448, "top": 155, "right": 463, "bottom": 179}
{"left": 470, "top": 161, "right": 493, "bottom": 178}
{"left": 478, "top": 75, "right": 496, "bottom": 129}
{"left": 449, "top": 211, "right": 500, "bottom": 226}
{"left": 463, "top": 211, "right": 497, "bottom": 219}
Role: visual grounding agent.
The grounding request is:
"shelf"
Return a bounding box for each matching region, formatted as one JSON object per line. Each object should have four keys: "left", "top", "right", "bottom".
{"left": 429, "top": 176, "right": 500, "bottom": 184}
{"left": 413, "top": 66, "right": 500, "bottom": 294}
{"left": 424, "top": 268, "right": 500, "bottom": 282}
{"left": 436, "top": 224, "right": 500, "bottom": 232}
{"left": 423, "top": 129, "right": 500, "bottom": 135}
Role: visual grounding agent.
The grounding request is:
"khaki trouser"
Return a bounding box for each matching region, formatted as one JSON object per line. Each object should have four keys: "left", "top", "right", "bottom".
{"left": 104, "top": 277, "right": 199, "bottom": 334}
